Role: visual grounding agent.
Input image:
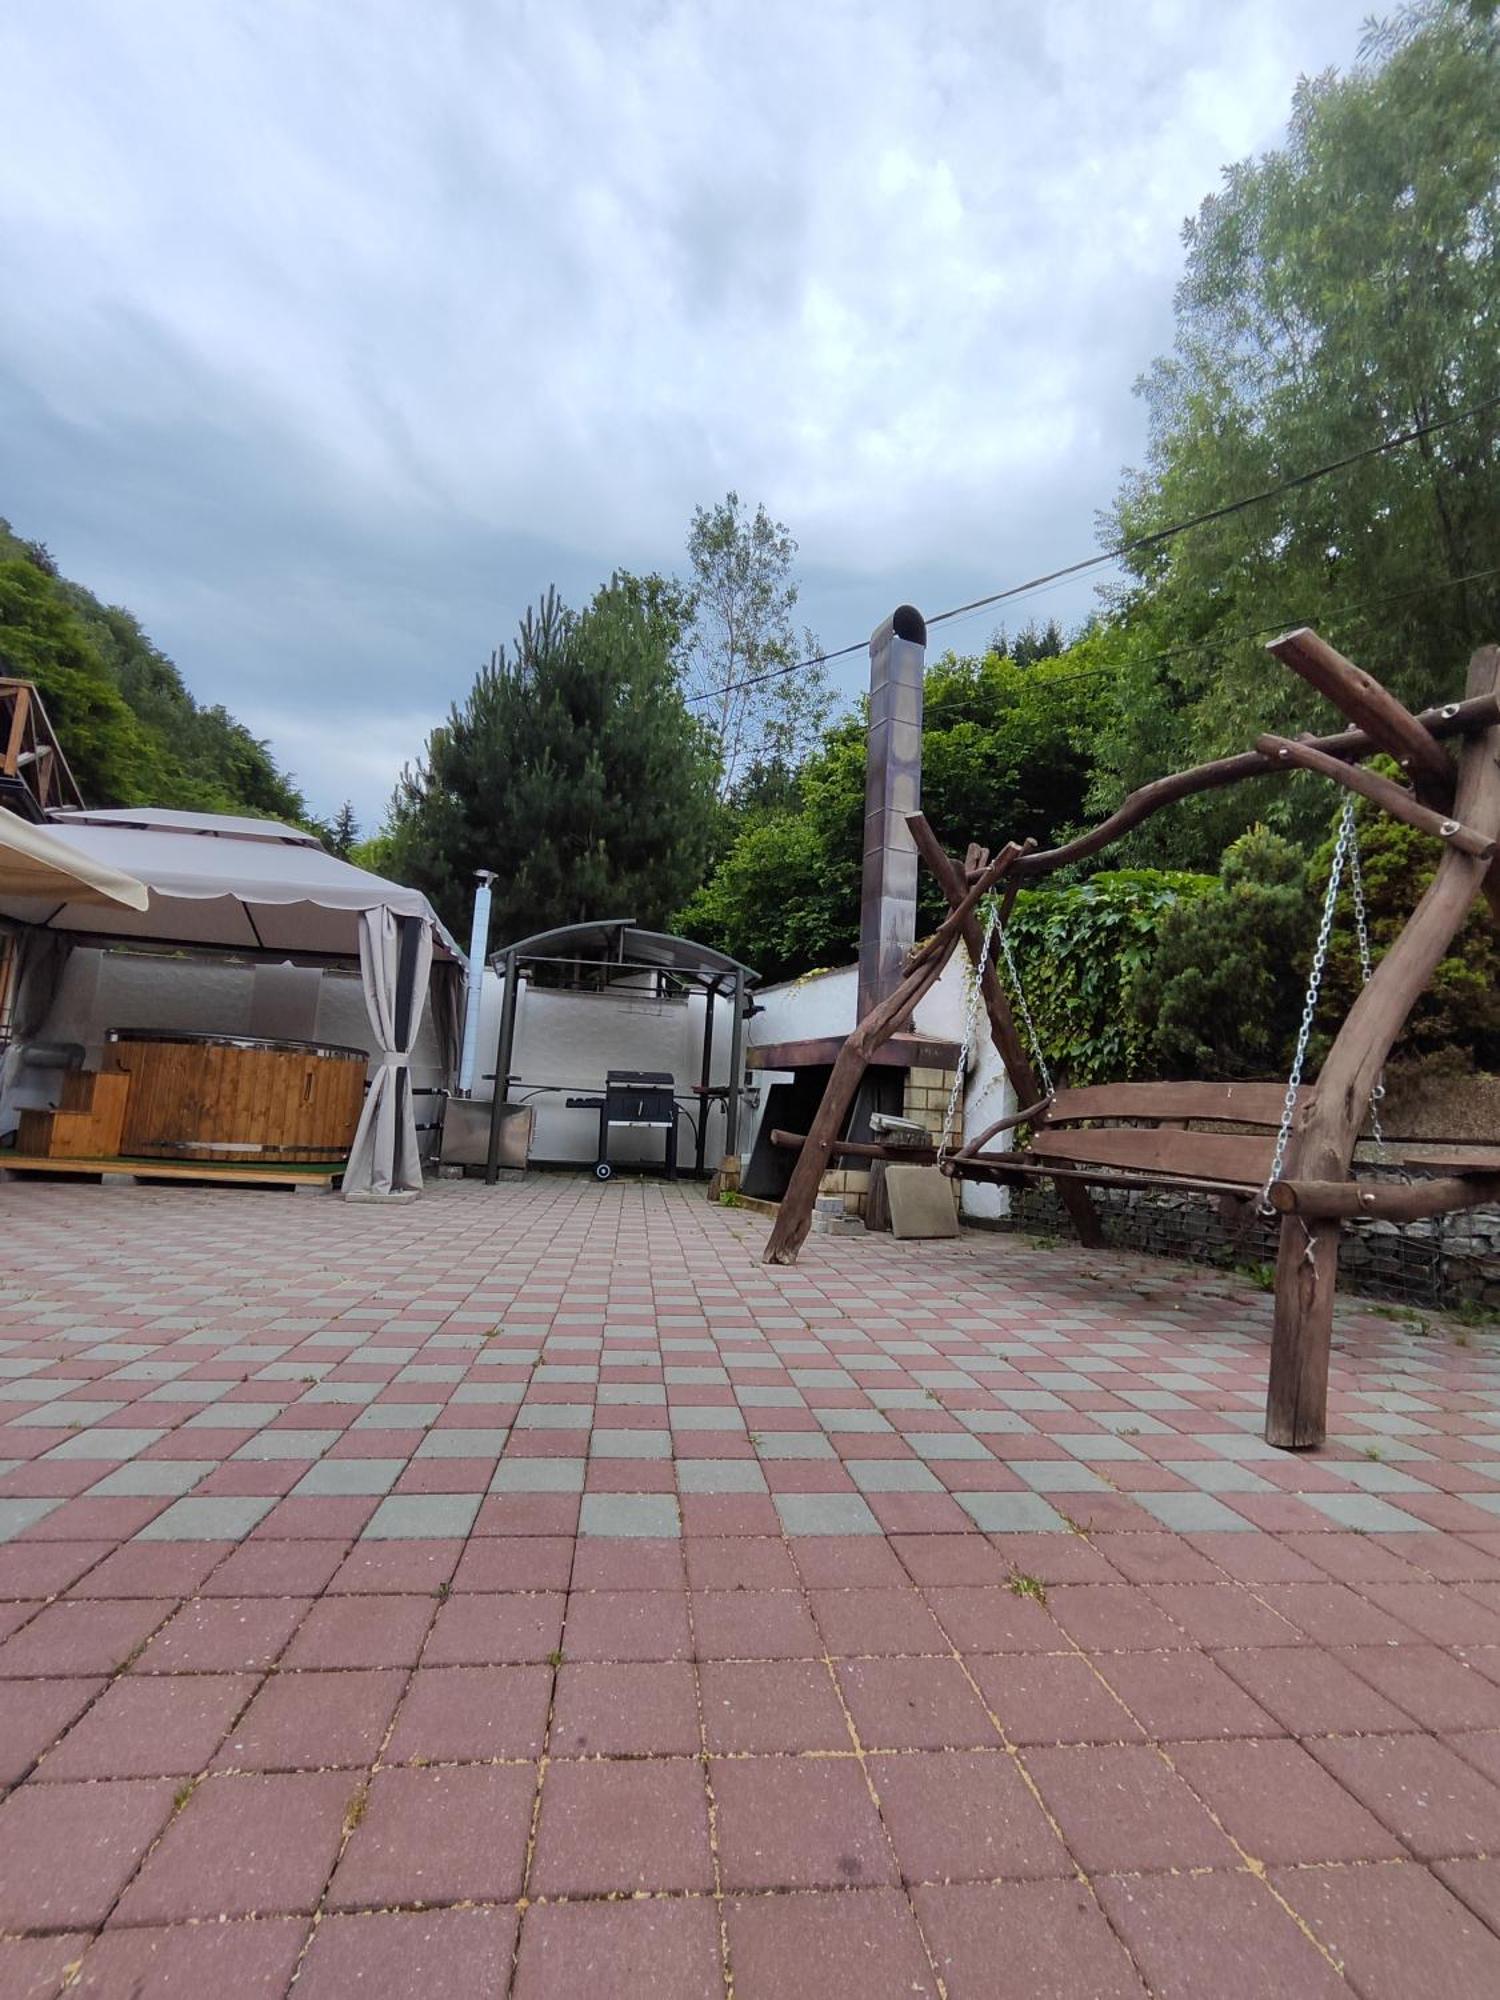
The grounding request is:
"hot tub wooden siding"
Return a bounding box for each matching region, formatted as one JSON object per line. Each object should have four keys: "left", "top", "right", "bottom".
{"left": 106, "top": 1031, "right": 367, "bottom": 1163}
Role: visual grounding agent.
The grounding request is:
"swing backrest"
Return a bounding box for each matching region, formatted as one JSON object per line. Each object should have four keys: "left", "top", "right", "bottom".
{"left": 1023, "top": 1082, "right": 1317, "bottom": 1190}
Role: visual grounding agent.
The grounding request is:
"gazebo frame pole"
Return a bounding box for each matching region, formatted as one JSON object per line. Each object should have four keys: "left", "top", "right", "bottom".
{"left": 695, "top": 976, "right": 719, "bottom": 1175}
{"left": 724, "top": 967, "right": 746, "bottom": 1166}
{"left": 484, "top": 946, "right": 521, "bottom": 1185}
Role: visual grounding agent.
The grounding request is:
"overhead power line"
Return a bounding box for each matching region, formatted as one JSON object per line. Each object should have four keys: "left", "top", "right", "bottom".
{"left": 686, "top": 390, "right": 1500, "bottom": 708}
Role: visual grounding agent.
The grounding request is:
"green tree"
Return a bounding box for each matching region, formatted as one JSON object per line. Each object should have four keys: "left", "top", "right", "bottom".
{"left": 328, "top": 801, "right": 359, "bottom": 858}
{"left": 386, "top": 578, "right": 719, "bottom": 942}
{"left": 684, "top": 492, "right": 831, "bottom": 796}
{"left": 677, "top": 640, "right": 1111, "bottom": 978}
{"left": 0, "top": 516, "right": 309, "bottom": 823}
{"left": 1126, "top": 827, "right": 1315, "bottom": 1078}
{"left": 1092, "top": 0, "right": 1500, "bottom": 864}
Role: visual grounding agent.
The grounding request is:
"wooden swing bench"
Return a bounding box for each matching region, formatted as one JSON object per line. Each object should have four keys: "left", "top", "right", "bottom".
{"left": 764, "top": 628, "right": 1500, "bottom": 1450}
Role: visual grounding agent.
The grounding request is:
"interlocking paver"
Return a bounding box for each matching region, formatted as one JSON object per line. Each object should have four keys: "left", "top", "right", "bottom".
{"left": 4, "top": 1174, "right": 1500, "bottom": 1973}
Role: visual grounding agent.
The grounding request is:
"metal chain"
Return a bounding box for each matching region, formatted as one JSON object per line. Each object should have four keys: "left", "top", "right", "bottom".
{"left": 937, "top": 904, "right": 998, "bottom": 1164}
{"left": 1345, "top": 820, "right": 1389, "bottom": 1157}
{"left": 1261, "top": 794, "right": 1389, "bottom": 1212}
{"left": 1260, "top": 797, "right": 1357, "bottom": 1214}
{"left": 996, "top": 910, "right": 1057, "bottom": 1101}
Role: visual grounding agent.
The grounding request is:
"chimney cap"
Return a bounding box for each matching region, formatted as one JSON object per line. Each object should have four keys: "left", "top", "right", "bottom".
{"left": 891, "top": 605, "right": 926, "bottom": 645}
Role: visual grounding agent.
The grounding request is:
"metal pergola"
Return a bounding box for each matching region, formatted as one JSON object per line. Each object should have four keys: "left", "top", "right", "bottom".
{"left": 482, "top": 918, "right": 758, "bottom": 1183}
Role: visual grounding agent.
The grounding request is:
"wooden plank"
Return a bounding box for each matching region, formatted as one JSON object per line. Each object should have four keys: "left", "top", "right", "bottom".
{"left": 1267, "top": 644, "right": 1500, "bottom": 1450}
{"left": 1266, "top": 628, "right": 1456, "bottom": 805}
{"left": 0, "top": 1155, "right": 340, "bottom": 1187}
{"left": 770, "top": 1129, "right": 938, "bottom": 1163}
{"left": 1047, "top": 1082, "right": 1311, "bottom": 1128}
{"left": 1027, "top": 1124, "right": 1276, "bottom": 1182}
{"left": 1375, "top": 1143, "right": 1500, "bottom": 1174}
{"left": 746, "top": 1034, "right": 960, "bottom": 1073}
{"left": 945, "top": 1155, "right": 1263, "bottom": 1199}
{"left": 1257, "top": 733, "right": 1494, "bottom": 856}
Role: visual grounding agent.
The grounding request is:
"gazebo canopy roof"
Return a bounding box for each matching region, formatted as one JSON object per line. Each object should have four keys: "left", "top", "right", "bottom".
{"left": 0, "top": 807, "right": 459, "bottom": 960}
{"left": 491, "top": 918, "right": 757, "bottom": 989}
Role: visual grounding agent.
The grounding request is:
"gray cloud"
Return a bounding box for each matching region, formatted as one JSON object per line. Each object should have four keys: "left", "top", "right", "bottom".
{"left": 0, "top": 0, "right": 1374, "bottom": 825}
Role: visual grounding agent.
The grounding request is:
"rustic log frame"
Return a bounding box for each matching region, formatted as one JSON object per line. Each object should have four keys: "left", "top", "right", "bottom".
{"left": 760, "top": 627, "right": 1500, "bottom": 1453}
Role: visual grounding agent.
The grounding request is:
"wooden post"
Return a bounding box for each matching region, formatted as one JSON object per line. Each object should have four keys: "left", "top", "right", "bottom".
{"left": 1265, "top": 645, "right": 1500, "bottom": 1448}
{"left": 762, "top": 843, "right": 1021, "bottom": 1265}
{"left": 909, "top": 815, "right": 1104, "bottom": 1248}
{"left": 1266, "top": 627, "right": 1456, "bottom": 805}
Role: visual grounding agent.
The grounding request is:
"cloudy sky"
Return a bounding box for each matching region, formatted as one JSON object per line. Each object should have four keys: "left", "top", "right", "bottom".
{"left": 1, "top": 0, "right": 1376, "bottom": 827}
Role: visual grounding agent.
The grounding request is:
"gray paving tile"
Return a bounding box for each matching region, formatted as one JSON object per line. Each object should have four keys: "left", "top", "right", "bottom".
{"left": 138, "top": 1495, "right": 275, "bottom": 1540}
{"left": 511, "top": 1403, "right": 593, "bottom": 1429}
{"left": 0, "top": 1497, "right": 61, "bottom": 1540}
{"left": 233, "top": 1430, "right": 341, "bottom": 1461}
{"left": 293, "top": 1458, "right": 406, "bottom": 1496}
{"left": 845, "top": 1459, "right": 944, "bottom": 1493}
{"left": 363, "top": 1494, "right": 482, "bottom": 1538}
{"left": 590, "top": 1429, "right": 672, "bottom": 1458}
{"left": 88, "top": 1461, "right": 215, "bottom": 1497}
{"left": 184, "top": 1402, "right": 286, "bottom": 1429}
{"left": 1015, "top": 1461, "right": 1112, "bottom": 1493}
{"left": 578, "top": 1493, "right": 681, "bottom": 1537}
{"left": 1135, "top": 1492, "right": 1256, "bottom": 1532}
{"left": 352, "top": 1403, "right": 442, "bottom": 1429}
{"left": 490, "top": 1458, "right": 586, "bottom": 1493}
{"left": 1300, "top": 1492, "right": 1435, "bottom": 1532}
{"left": 43, "top": 1428, "right": 166, "bottom": 1462}
{"left": 956, "top": 1492, "right": 1068, "bottom": 1533}
{"left": 676, "top": 1460, "right": 769, "bottom": 1494}
{"left": 750, "top": 1432, "right": 836, "bottom": 1459}
{"left": 416, "top": 1428, "right": 508, "bottom": 1457}
{"left": 774, "top": 1493, "right": 882, "bottom": 1537}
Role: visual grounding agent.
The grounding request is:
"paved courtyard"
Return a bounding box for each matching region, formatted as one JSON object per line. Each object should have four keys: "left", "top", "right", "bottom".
{"left": 2, "top": 1175, "right": 1500, "bottom": 1995}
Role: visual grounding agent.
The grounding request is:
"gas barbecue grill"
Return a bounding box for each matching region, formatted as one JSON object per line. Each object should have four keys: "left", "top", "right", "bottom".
{"left": 565, "top": 1070, "right": 679, "bottom": 1181}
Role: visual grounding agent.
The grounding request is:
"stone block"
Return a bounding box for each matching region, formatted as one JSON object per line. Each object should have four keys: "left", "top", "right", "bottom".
{"left": 886, "top": 1166, "right": 962, "bottom": 1239}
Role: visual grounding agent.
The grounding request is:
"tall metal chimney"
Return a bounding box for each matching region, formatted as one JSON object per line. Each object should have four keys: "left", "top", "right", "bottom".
{"left": 857, "top": 606, "right": 926, "bottom": 1020}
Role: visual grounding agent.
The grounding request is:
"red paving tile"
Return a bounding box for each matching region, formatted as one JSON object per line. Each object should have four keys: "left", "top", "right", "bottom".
{"left": 1213, "top": 1643, "right": 1419, "bottom": 1737}
{"left": 1024, "top": 1743, "right": 1239, "bottom": 1874}
{"left": 1309, "top": 1731, "right": 1500, "bottom": 1858}
{"left": 327, "top": 1764, "right": 536, "bottom": 1908}
{"left": 713, "top": 1755, "right": 895, "bottom": 1892}
{"left": 134, "top": 1596, "right": 311, "bottom": 1673}
{"left": 837, "top": 1656, "right": 999, "bottom": 1750}
{"left": 530, "top": 1756, "right": 713, "bottom": 1895}
{"left": 1097, "top": 1649, "right": 1282, "bottom": 1739}
{"left": 0, "top": 1677, "right": 106, "bottom": 1786}
{"left": 514, "top": 1898, "right": 722, "bottom": 2000}
{"left": 295, "top": 1908, "right": 517, "bottom": 1998}
{"left": 914, "top": 1879, "right": 1148, "bottom": 1999}
{"left": 871, "top": 1749, "right": 1072, "bottom": 1883}
{"left": 1270, "top": 1860, "right": 1500, "bottom": 1996}
{"left": 1168, "top": 1736, "right": 1403, "bottom": 1863}
{"left": 72, "top": 1918, "right": 307, "bottom": 1997}
{"left": 0, "top": 1597, "right": 173, "bottom": 1678}
{"left": 279, "top": 1593, "right": 433, "bottom": 1669}
{"left": 386, "top": 1663, "right": 552, "bottom": 1762}
{"left": 969, "top": 1649, "right": 1143, "bottom": 1745}
{"left": 0, "top": 1778, "right": 176, "bottom": 1930}
{"left": 1093, "top": 1870, "right": 1347, "bottom": 1998}
{"left": 40, "top": 1670, "right": 254, "bottom": 1780}
{"left": 0, "top": 1933, "right": 93, "bottom": 2000}
{"left": 700, "top": 1658, "right": 850, "bottom": 1753}
{"left": 725, "top": 1888, "right": 938, "bottom": 1999}
{"left": 214, "top": 1667, "right": 405, "bottom": 1771}
{"left": 691, "top": 1587, "right": 821, "bottom": 1659}
{"left": 550, "top": 1660, "right": 700, "bottom": 1756}
{"left": 115, "top": 1771, "right": 354, "bottom": 1921}
{"left": 422, "top": 1590, "right": 565, "bottom": 1665}
{"left": 562, "top": 1588, "right": 691, "bottom": 1662}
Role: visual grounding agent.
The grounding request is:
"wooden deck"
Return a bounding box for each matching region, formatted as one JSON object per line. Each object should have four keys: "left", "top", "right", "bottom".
{"left": 0, "top": 1153, "right": 343, "bottom": 1190}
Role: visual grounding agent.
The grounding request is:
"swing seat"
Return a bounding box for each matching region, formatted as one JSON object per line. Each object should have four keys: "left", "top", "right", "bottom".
{"left": 951, "top": 1079, "right": 1500, "bottom": 1211}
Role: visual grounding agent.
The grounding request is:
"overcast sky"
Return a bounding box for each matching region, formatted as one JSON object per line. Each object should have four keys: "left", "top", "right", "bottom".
{"left": 1, "top": 0, "right": 1377, "bottom": 828}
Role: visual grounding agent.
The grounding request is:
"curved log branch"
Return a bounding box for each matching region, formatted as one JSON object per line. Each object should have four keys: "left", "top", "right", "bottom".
{"left": 1256, "top": 734, "right": 1495, "bottom": 858}
{"left": 1266, "top": 627, "right": 1455, "bottom": 804}
{"left": 1006, "top": 693, "right": 1499, "bottom": 881}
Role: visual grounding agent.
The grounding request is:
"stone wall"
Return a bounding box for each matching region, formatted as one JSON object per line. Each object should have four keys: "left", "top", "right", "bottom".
{"left": 1005, "top": 1177, "right": 1500, "bottom": 1312}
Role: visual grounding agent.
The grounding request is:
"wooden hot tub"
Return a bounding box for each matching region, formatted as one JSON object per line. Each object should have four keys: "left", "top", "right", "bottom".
{"left": 105, "top": 1030, "right": 368, "bottom": 1164}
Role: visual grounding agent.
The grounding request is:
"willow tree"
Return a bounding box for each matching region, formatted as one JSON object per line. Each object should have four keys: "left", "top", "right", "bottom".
{"left": 1092, "top": 0, "right": 1500, "bottom": 863}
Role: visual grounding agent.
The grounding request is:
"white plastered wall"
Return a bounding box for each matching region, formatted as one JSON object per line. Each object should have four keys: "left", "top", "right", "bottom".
{"left": 470, "top": 967, "right": 742, "bottom": 1168}
{"left": 743, "top": 958, "right": 1016, "bottom": 1219}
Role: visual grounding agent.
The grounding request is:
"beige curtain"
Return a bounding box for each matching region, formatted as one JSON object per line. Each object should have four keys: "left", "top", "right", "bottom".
{"left": 343, "top": 908, "right": 432, "bottom": 1201}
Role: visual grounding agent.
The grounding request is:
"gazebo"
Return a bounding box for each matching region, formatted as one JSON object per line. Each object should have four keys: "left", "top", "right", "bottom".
{"left": 481, "top": 919, "right": 757, "bottom": 1182}
{"left": 0, "top": 807, "right": 462, "bottom": 1200}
